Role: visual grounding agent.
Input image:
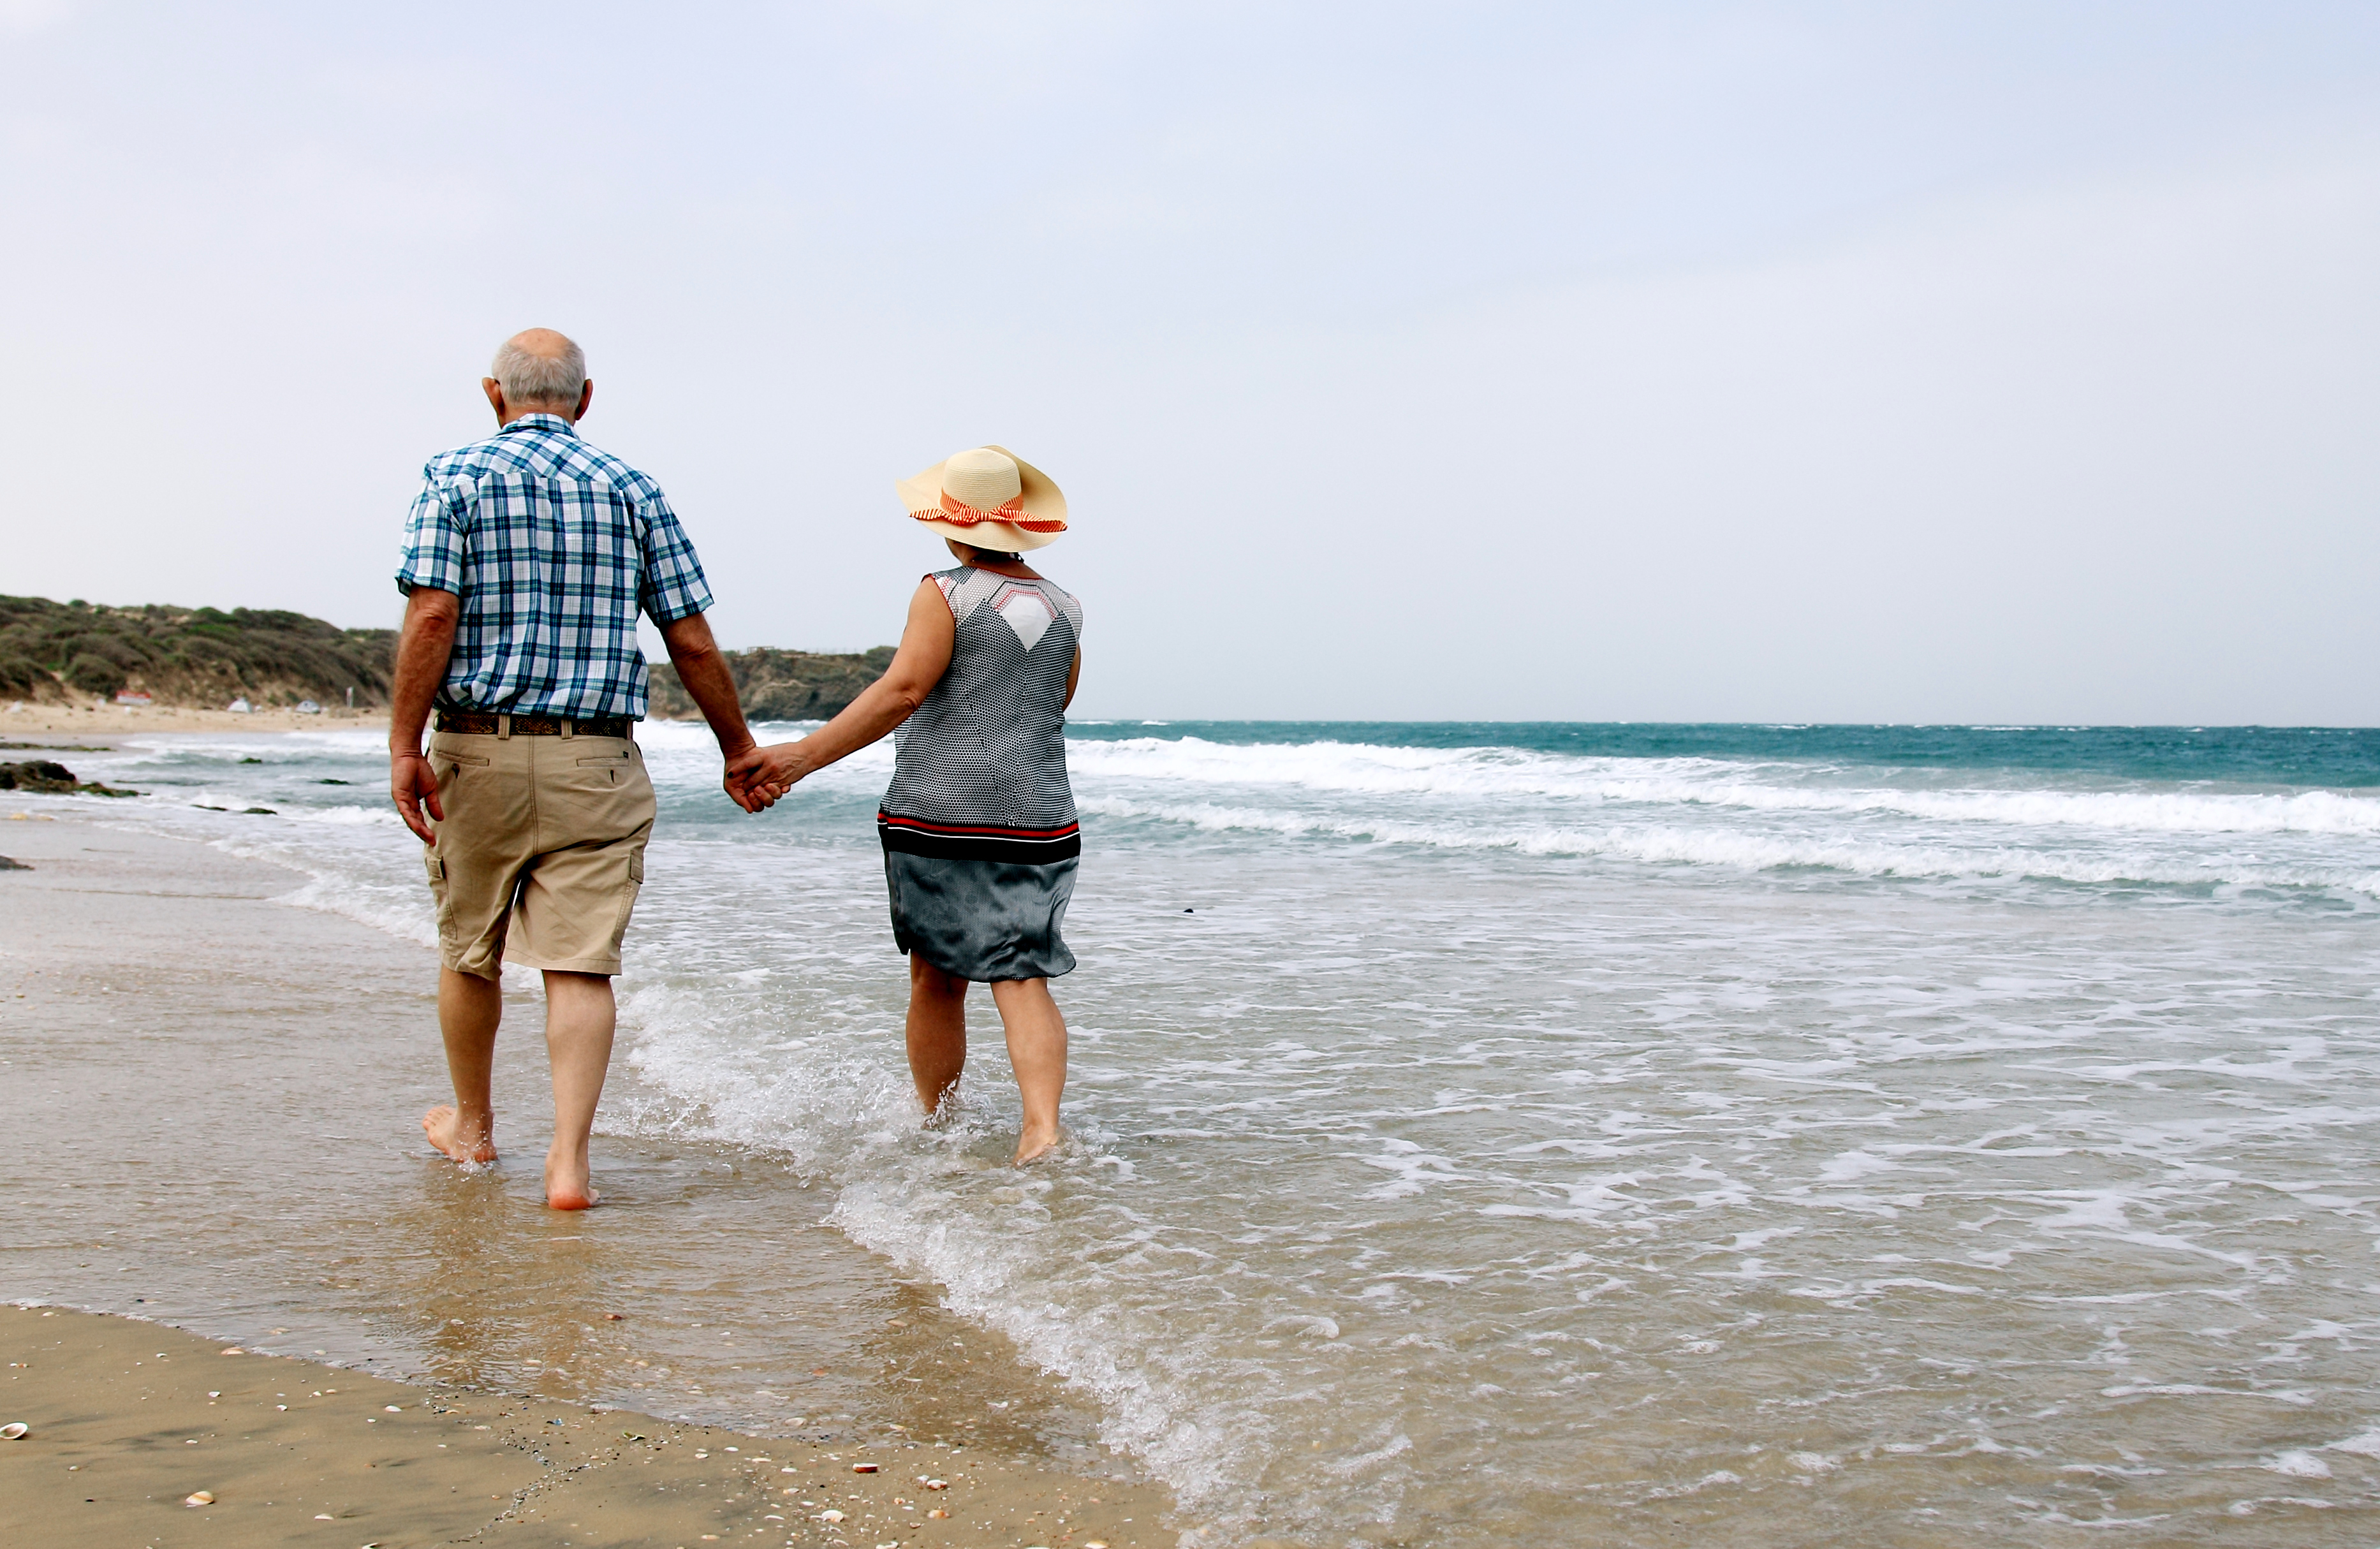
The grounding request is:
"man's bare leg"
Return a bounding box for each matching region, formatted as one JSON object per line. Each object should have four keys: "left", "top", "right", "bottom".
{"left": 542, "top": 970, "right": 615, "bottom": 1211}
{"left": 424, "top": 966, "right": 501, "bottom": 1163}
{"left": 989, "top": 977, "right": 1067, "bottom": 1165}
{"left": 906, "top": 955, "right": 969, "bottom": 1117}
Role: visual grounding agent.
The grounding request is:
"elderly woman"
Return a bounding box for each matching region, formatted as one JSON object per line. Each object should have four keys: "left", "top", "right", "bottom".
{"left": 746, "top": 446, "right": 1083, "bottom": 1164}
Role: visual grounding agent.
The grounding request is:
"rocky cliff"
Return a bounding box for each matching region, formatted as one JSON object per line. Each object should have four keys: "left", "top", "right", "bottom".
{"left": 0, "top": 595, "right": 395, "bottom": 710}
{"left": 647, "top": 645, "right": 894, "bottom": 723}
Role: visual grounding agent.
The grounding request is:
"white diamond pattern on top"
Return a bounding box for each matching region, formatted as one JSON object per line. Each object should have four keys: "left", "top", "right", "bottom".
{"left": 887, "top": 566, "right": 1085, "bottom": 831}
{"left": 994, "top": 585, "right": 1055, "bottom": 651}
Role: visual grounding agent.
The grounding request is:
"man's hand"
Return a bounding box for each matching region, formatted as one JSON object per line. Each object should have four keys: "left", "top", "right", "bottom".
{"left": 391, "top": 751, "right": 444, "bottom": 842}
{"left": 388, "top": 587, "right": 460, "bottom": 842}
{"left": 723, "top": 744, "right": 776, "bottom": 812}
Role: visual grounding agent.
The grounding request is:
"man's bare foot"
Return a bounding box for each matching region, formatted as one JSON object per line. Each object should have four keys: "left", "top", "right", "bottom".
{"left": 545, "top": 1152, "right": 599, "bottom": 1211}
{"left": 422, "top": 1105, "right": 497, "bottom": 1164}
{"left": 1013, "top": 1126, "right": 1060, "bottom": 1166}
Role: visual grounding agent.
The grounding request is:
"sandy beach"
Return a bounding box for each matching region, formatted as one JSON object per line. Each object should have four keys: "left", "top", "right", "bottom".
{"left": 3, "top": 1306, "right": 1162, "bottom": 1548}
{"left": 4, "top": 703, "right": 392, "bottom": 737}
{"left": 0, "top": 780, "right": 1178, "bottom": 1547}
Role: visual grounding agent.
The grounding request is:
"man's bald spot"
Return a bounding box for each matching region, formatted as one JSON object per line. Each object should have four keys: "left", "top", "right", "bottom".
{"left": 488, "top": 328, "right": 589, "bottom": 416}
{"left": 506, "top": 327, "right": 577, "bottom": 362}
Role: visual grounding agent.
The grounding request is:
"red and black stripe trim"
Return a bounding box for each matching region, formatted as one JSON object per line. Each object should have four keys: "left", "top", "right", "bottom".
{"left": 878, "top": 810, "right": 1082, "bottom": 864}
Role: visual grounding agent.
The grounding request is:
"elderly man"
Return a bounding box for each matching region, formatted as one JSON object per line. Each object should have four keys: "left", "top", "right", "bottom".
{"left": 388, "top": 327, "right": 764, "bottom": 1209}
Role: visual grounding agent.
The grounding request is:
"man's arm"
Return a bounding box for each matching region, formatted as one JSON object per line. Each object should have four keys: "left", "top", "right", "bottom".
{"left": 388, "top": 586, "right": 460, "bottom": 843}
{"left": 657, "top": 611, "right": 766, "bottom": 813}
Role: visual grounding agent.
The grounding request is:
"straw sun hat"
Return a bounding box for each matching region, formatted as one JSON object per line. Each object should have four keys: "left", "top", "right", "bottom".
{"left": 896, "top": 446, "right": 1069, "bottom": 552}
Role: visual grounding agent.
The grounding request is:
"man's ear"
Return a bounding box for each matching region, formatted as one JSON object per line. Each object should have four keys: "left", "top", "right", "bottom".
{"left": 573, "top": 378, "right": 594, "bottom": 423}
{"left": 482, "top": 377, "right": 508, "bottom": 425}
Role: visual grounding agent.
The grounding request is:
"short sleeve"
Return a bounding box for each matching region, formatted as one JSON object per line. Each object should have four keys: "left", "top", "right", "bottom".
{"left": 635, "top": 485, "right": 714, "bottom": 623}
{"left": 396, "top": 467, "right": 467, "bottom": 596}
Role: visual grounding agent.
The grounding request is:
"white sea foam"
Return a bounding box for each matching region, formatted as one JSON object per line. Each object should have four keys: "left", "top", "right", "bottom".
{"left": 1075, "top": 795, "right": 2380, "bottom": 897}
{"left": 1067, "top": 737, "right": 2380, "bottom": 836}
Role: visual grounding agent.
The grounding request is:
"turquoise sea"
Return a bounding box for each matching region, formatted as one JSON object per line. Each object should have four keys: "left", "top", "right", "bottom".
{"left": 17, "top": 720, "right": 2380, "bottom": 1545}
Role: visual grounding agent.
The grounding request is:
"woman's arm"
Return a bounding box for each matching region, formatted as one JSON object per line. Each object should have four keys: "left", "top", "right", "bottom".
{"left": 744, "top": 579, "right": 955, "bottom": 803}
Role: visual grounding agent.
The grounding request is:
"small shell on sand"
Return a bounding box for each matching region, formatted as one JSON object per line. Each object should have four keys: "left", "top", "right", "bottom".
{"left": 184, "top": 1491, "right": 215, "bottom": 1506}
{"left": 1, "top": 1423, "right": 27, "bottom": 1440}
{"left": 928, "top": 1509, "right": 950, "bottom": 1519}
{"left": 851, "top": 1462, "right": 879, "bottom": 1473}
{"left": 923, "top": 1478, "right": 948, "bottom": 1489}
{"left": 219, "top": 1347, "right": 243, "bottom": 1356}
{"left": 817, "top": 1509, "right": 846, "bottom": 1522}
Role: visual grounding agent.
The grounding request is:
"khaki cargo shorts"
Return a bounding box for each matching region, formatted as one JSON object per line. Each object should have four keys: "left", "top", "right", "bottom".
{"left": 423, "top": 728, "right": 656, "bottom": 980}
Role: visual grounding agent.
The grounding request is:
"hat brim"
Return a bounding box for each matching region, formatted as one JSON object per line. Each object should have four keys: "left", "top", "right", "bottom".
{"left": 895, "top": 444, "right": 1068, "bottom": 552}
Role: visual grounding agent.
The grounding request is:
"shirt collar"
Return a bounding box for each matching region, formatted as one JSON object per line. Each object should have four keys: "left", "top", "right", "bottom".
{"left": 501, "top": 413, "right": 578, "bottom": 437}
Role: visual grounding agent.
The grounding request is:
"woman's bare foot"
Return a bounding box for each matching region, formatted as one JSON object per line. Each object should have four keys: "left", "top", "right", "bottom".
{"left": 422, "top": 1105, "right": 497, "bottom": 1164}
{"left": 1012, "top": 1125, "right": 1060, "bottom": 1166}
{"left": 545, "top": 1150, "right": 599, "bottom": 1211}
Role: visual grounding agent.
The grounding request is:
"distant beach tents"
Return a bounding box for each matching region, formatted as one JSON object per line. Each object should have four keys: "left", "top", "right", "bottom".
{"left": 227, "top": 697, "right": 252, "bottom": 714}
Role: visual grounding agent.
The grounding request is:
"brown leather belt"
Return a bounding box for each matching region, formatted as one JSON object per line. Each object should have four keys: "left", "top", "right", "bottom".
{"left": 435, "top": 710, "right": 635, "bottom": 739}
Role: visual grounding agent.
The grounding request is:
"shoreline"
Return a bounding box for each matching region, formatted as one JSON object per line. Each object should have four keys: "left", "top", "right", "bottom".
{"left": 0, "top": 807, "right": 1182, "bottom": 1546}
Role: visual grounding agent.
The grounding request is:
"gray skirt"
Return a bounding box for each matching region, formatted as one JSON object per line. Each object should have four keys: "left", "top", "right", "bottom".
{"left": 885, "top": 851, "right": 1078, "bottom": 983}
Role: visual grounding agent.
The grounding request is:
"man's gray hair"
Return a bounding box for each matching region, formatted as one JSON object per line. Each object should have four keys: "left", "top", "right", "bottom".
{"left": 489, "top": 331, "right": 587, "bottom": 409}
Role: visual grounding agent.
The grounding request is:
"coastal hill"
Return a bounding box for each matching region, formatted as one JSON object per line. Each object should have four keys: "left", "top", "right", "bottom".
{"left": 1, "top": 594, "right": 887, "bottom": 721}
{"left": 646, "top": 646, "right": 893, "bottom": 723}
{"left": 1, "top": 594, "right": 395, "bottom": 710}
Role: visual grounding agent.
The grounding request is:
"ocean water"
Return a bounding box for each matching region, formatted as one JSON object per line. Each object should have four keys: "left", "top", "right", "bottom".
{"left": 36, "top": 721, "right": 2380, "bottom": 1545}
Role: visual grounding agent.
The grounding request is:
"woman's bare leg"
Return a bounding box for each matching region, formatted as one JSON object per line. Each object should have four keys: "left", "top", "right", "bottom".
{"left": 988, "top": 977, "right": 1067, "bottom": 1164}
{"left": 907, "top": 955, "right": 971, "bottom": 1115}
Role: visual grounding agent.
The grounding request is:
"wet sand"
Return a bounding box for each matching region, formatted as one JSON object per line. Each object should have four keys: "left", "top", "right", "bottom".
{"left": 4, "top": 1305, "right": 1164, "bottom": 1547}
{"left": 0, "top": 807, "right": 1179, "bottom": 1545}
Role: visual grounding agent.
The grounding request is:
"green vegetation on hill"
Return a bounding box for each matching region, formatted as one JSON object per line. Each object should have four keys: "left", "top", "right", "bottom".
{"left": 0, "top": 596, "right": 395, "bottom": 708}
{"left": 647, "top": 645, "right": 894, "bottom": 723}
{"left": 0, "top": 594, "right": 890, "bottom": 721}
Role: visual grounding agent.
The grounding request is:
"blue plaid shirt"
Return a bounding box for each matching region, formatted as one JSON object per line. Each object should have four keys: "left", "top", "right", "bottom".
{"left": 395, "top": 415, "right": 712, "bottom": 720}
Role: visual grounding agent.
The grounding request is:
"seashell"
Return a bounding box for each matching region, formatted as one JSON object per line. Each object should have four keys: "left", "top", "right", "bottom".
{"left": 219, "top": 1347, "right": 243, "bottom": 1356}
{"left": 923, "top": 1478, "right": 947, "bottom": 1489}
{"left": 0, "top": 1423, "right": 27, "bottom": 1440}
{"left": 184, "top": 1490, "right": 215, "bottom": 1506}
{"left": 851, "top": 1461, "right": 879, "bottom": 1472}
{"left": 816, "top": 1509, "right": 845, "bottom": 1522}
{"left": 928, "top": 1508, "right": 950, "bottom": 1519}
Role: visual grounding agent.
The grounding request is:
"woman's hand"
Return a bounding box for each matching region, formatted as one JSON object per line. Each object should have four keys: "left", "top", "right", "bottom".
{"left": 730, "top": 743, "right": 809, "bottom": 809}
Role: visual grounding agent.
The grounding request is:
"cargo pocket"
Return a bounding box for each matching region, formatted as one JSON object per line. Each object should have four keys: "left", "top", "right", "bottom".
{"left": 425, "top": 849, "right": 453, "bottom": 948}
{"left": 610, "top": 848, "right": 645, "bottom": 952}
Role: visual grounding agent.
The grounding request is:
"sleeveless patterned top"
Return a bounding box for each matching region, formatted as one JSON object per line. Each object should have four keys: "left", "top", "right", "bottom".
{"left": 879, "top": 566, "right": 1085, "bottom": 865}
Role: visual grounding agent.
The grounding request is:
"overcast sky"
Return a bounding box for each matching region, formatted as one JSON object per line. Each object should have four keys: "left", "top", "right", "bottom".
{"left": 4, "top": 2, "right": 2377, "bottom": 723}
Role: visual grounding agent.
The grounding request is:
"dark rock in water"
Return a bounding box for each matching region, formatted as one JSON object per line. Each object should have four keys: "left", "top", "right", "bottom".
{"left": 0, "top": 855, "right": 29, "bottom": 871}
{"left": 242, "top": 807, "right": 277, "bottom": 816}
{"left": 316, "top": 778, "right": 351, "bottom": 785}
{"left": 0, "top": 760, "right": 142, "bottom": 798}
{"left": 0, "top": 759, "right": 78, "bottom": 791}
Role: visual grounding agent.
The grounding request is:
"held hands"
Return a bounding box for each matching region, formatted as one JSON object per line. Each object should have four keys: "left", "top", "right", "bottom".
{"left": 390, "top": 751, "right": 444, "bottom": 842}
{"left": 723, "top": 742, "right": 808, "bottom": 812}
